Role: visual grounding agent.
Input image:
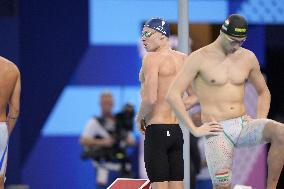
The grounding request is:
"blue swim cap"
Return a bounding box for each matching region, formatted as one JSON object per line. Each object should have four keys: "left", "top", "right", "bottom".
{"left": 144, "top": 17, "right": 170, "bottom": 37}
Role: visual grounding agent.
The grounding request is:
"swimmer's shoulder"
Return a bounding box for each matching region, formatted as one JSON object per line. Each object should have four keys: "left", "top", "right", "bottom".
{"left": 239, "top": 47, "right": 256, "bottom": 57}
{"left": 142, "top": 52, "right": 162, "bottom": 70}
{"left": 239, "top": 48, "right": 260, "bottom": 68}
{"left": 236, "top": 48, "right": 258, "bottom": 62}
{"left": 172, "top": 50, "right": 187, "bottom": 57}
{"left": 0, "top": 56, "right": 19, "bottom": 74}
{"left": 143, "top": 52, "right": 162, "bottom": 61}
{"left": 170, "top": 50, "right": 187, "bottom": 62}
{"left": 185, "top": 48, "right": 205, "bottom": 63}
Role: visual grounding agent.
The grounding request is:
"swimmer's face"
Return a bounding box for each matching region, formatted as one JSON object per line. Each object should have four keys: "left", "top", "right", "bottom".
{"left": 141, "top": 27, "right": 163, "bottom": 52}
{"left": 100, "top": 93, "right": 114, "bottom": 114}
{"left": 222, "top": 32, "right": 246, "bottom": 53}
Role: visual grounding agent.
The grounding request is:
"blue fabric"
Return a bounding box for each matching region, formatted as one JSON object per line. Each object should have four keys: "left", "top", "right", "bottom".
{"left": 144, "top": 17, "right": 170, "bottom": 37}
{"left": 195, "top": 179, "right": 213, "bottom": 189}
{"left": 0, "top": 145, "right": 8, "bottom": 171}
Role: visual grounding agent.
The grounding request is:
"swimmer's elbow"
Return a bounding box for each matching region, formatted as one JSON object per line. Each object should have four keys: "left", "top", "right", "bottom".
{"left": 9, "top": 107, "right": 20, "bottom": 118}
{"left": 165, "top": 90, "right": 176, "bottom": 105}
{"left": 165, "top": 93, "right": 171, "bottom": 103}
{"left": 259, "top": 87, "right": 271, "bottom": 100}
{"left": 266, "top": 88, "right": 271, "bottom": 96}
{"left": 266, "top": 89, "right": 271, "bottom": 99}
{"left": 265, "top": 90, "right": 271, "bottom": 103}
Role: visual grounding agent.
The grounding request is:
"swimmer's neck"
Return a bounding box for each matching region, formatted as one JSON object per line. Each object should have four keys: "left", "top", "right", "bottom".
{"left": 155, "top": 43, "right": 171, "bottom": 53}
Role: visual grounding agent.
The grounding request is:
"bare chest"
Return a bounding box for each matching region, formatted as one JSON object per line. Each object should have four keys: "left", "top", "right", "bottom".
{"left": 199, "top": 58, "right": 249, "bottom": 85}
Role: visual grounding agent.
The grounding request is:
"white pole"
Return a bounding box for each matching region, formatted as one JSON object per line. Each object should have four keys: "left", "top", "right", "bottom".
{"left": 178, "top": 0, "right": 190, "bottom": 189}
{"left": 178, "top": 0, "right": 189, "bottom": 54}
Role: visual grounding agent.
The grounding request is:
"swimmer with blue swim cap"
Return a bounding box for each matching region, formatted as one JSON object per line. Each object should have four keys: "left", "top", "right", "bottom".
{"left": 144, "top": 17, "right": 170, "bottom": 38}
{"left": 141, "top": 17, "right": 171, "bottom": 52}
{"left": 137, "top": 17, "right": 190, "bottom": 189}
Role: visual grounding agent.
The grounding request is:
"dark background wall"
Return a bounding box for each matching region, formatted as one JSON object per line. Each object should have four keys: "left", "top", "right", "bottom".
{"left": 266, "top": 26, "right": 284, "bottom": 188}
{"left": 0, "top": 0, "right": 283, "bottom": 188}
{"left": 266, "top": 26, "right": 284, "bottom": 121}
{"left": 5, "top": 0, "right": 88, "bottom": 184}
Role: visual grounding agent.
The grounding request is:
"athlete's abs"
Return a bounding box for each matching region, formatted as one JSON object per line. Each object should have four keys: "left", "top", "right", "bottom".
{"left": 194, "top": 65, "right": 247, "bottom": 122}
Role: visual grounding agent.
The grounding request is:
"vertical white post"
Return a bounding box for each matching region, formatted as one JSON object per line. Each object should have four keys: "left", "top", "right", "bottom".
{"left": 178, "top": 0, "right": 190, "bottom": 189}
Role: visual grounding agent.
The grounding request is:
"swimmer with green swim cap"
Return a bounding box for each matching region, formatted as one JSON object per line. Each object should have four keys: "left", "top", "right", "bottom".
{"left": 167, "top": 13, "right": 284, "bottom": 189}
{"left": 221, "top": 14, "right": 248, "bottom": 38}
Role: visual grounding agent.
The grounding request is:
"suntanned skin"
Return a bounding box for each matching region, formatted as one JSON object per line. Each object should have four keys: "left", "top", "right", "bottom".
{"left": 0, "top": 56, "right": 21, "bottom": 189}
{"left": 167, "top": 31, "right": 284, "bottom": 189}
{"left": 136, "top": 26, "right": 193, "bottom": 189}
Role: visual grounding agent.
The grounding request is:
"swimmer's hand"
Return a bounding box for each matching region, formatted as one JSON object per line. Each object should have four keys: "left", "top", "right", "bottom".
{"left": 193, "top": 121, "right": 223, "bottom": 137}
{"left": 139, "top": 119, "right": 146, "bottom": 135}
{"left": 243, "top": 115, "right": 252, "bottom": 122}
{"left": 136, "top": 116, "right": 146, "bottom": 135}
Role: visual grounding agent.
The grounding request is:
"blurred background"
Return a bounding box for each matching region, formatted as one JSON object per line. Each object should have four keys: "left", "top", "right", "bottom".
{"left": 2, "top": 0, "right": 283, "bottom": 188}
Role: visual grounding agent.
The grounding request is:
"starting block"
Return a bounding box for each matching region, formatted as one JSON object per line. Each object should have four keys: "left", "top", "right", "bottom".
{"left": 107, "top": 178, "right": 150, "bottom": 189}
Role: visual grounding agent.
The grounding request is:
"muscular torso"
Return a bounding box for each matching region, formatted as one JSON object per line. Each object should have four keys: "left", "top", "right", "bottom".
{"left": 0, "top": 57, "right": 18, "bottom": 121}
{"left": 140, "top": 50, "right": 186, "bottom": 125}
{"left": 193, "top": 47, "right": 252, "bottom": 122}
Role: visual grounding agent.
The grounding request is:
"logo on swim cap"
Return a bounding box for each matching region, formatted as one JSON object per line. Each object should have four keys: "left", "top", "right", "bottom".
{"left": 235, "top": 28, "right": 247, "bottom": 32}
{"left": 144, "top": 17, "right": 170, "bottom": 37}
{"left": 222, "top": 25, "right": 228, "bottom": 31}
{"left": 221, "top": 14, "right": 248, "bottom": 38}
{"left": 224, "top": 19, "right": 229, "bottom": 26}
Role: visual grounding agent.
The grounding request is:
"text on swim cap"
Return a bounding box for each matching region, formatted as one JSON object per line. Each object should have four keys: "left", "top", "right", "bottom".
{"left": 234, "top": 28, "right": 247, "bottom": 32}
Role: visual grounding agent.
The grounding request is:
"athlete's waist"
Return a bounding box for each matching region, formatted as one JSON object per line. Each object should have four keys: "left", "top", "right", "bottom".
{"left": 201, "top": 108, "right": 246, "bottom": 123}
{"left": 147, "top": 123, "right": 179, "bottom": 127}
{"left": 145, "top": 123, "right": 182, "bottom": 132}
{"left": 200, "top": 102, "right": 245, "bottom": 112}
{"left": 146, "top": 116, "right": 178, "bottom": 125}
{"left": 203, "top": 114, "right": 247, "bottom": 125}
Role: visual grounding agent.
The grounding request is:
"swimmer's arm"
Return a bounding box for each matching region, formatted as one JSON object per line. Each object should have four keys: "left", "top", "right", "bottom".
{"left": 248, "top": 53, "right": 271, "bottom": 118}
{"left": 7, "top": 67, "right": 21, "bottom": 136}
{"left": 136, "top": 55, "right": 159, "bottom": 122}
{"left": 166, "top": 53, "right": 200, "bottom": 134}
{"left": 183, "top": 85, "right": 199, "bottom": 110}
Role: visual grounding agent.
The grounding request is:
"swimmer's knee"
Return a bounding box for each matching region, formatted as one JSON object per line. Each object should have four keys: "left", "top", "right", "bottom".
{"left": 213, "top": 183, "right": 231, "bottom": 189}
{"left": 213, "top": 170, "right": 232, "bottom": 189}
{"left": 267, "top": 121, "right": 284, "bottom": 144}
